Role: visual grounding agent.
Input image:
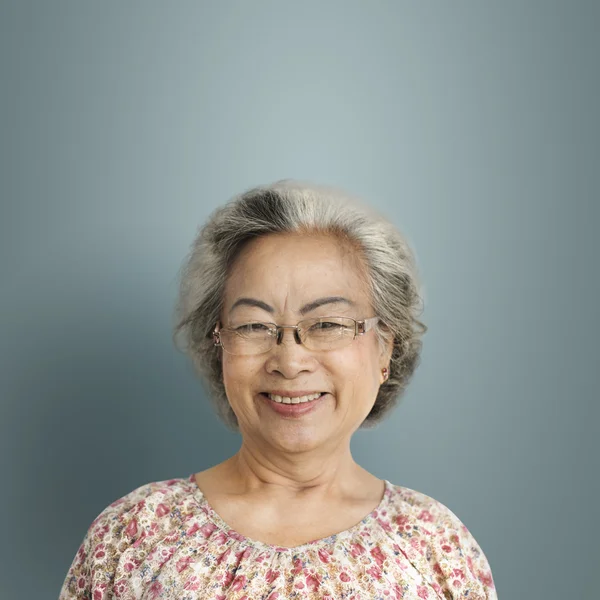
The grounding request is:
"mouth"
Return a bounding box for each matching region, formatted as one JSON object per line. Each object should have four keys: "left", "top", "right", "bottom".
{"left": 260, "top": 392, "right": 327, "bottom": 405}
{"left": 259, "top": 392, "right": 328, "bottom": 418}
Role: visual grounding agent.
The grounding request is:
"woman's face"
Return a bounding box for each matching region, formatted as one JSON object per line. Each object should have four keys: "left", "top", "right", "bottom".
{"left": 220, "top": 232, "right": 392, "bottom": 453}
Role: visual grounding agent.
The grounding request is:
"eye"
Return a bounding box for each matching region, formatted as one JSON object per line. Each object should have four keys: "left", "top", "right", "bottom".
{"left": 234, "top": 322, "right": 270, "bottom": 333}
{"left": 310, "top": 321, "right": 343, "bottom": 330}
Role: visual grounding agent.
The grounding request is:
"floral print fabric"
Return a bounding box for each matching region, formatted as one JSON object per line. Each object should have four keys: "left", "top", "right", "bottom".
{"left": 59, "top": 474, "right": 496, "bottom": 599}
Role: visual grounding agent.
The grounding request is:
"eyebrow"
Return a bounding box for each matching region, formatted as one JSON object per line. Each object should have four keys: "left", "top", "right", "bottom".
{"left": 228, "top": 296, "right": 355, "bottom": 316}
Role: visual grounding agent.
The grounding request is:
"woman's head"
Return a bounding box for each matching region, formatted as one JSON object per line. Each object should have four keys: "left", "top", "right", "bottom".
{"left": 174, "top": 180, "right": 427, "bottom": 443}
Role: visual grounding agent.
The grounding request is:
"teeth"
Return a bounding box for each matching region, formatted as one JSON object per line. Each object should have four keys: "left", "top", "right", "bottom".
{"left": 267, "top": 392, "right": 323, "bottom": 404}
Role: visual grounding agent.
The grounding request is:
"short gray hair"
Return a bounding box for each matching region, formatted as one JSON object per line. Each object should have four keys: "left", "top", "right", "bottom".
{"left": 173, "top": 180, "right": 427, "bottom": 430}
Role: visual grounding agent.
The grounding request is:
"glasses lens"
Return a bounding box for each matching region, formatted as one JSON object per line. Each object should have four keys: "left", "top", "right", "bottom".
{"left": 220, "top": 323, "right": 275, "bottom": 355}
{"left": 300, "top": 317, "right": 356, "bottom": 350}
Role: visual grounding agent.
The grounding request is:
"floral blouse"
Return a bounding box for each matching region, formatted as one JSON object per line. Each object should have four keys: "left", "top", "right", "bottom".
{"left": 58, "top": 474, "right": 497, "bottom": 599}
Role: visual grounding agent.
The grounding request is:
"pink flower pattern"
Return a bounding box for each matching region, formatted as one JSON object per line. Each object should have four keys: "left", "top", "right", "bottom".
{"left": 58, "top": 474, "right": 497, "bottom": 599}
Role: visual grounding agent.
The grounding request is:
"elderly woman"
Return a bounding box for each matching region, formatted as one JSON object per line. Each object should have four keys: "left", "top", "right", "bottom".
{"left": 59, "top": 180, "right": 496, "bottom": 599}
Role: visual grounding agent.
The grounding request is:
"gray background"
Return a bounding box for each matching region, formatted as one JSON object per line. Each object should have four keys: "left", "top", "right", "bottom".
{"left": 1, "top": 2, "right": 598, "bottom": 598}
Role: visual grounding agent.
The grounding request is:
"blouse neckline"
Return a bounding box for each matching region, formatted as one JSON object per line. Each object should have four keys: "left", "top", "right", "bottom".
{"left": 186, "top": 473, "right": 392, "bottom": 554}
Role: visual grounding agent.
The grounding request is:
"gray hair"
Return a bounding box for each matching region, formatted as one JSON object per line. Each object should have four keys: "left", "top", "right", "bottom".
{"left": 173, "top": 180, "right": 427, "bottom": 431}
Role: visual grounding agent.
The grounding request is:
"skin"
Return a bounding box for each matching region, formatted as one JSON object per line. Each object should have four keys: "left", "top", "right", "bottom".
{"left": 194, "top": 231, "right": 393, "bottom": 546}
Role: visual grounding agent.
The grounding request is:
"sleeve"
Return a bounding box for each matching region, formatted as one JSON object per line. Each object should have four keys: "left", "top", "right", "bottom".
{"left": 430, "top": 503, "right": 498, "bottom": 600}
{"left": 58, "top": 520, "right": 94, "bottom": 600}
{"left": 57, "top": 487, "right": 149, "bottom": 599}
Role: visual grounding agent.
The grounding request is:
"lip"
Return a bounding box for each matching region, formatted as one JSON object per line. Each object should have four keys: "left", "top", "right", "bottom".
{"left": 262, "top": 390, "right": 327, "bottom": 398}
{"left": 259, "top": 392, "right": 328, "bottom": 417}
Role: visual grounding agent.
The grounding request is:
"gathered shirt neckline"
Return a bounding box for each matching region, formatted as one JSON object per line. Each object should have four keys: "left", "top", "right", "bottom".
{"left": 59, "top": 473, "right": 498, "bottom": 599}
{"left": 186, "top": 473, "right": 393, "bottom": 554}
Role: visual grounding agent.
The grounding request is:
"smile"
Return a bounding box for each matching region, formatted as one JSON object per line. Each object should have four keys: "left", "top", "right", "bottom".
{"left": 261, "top": 392, "right": 326, "bottom": 404}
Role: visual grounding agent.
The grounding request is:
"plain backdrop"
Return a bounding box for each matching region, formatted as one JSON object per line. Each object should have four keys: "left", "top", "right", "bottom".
{"left": 1, "top": 2, "right": 598, "bottom": 599}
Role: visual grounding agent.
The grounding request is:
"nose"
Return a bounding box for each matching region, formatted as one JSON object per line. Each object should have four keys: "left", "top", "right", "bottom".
{"left": 265, "top": 326, "right": 316, "bottom": 378}
{"left": 275, "top": 325, "right": 302, "bottom": 345}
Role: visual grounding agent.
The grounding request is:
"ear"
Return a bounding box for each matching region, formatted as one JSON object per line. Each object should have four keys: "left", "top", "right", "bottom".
{"left": 213, "top": 321, "right": 223, "bottom": 363}
{"left": 378, "top": 323, "right": 394, "bottom": 363}
{"left": 379, "top": 335, "right": 394, "bottom": 382}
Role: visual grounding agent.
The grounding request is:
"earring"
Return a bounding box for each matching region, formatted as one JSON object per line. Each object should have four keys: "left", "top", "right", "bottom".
{"left": 381, "top": 367, "right": 389, "bottom": 382}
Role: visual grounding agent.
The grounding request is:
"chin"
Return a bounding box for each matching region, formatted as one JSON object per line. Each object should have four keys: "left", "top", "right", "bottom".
{"left": 265, "top": 427, "right": 328, "bottom": 453}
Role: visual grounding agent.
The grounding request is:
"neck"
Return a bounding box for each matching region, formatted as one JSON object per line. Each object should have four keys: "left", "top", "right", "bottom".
{"left": 224, "top": 440, "right": 367, "bottom": 502}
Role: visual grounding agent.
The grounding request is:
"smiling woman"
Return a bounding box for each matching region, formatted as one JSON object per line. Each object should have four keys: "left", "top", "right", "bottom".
{"left": 58, "top": 180, "right": 497, "bottom": 599}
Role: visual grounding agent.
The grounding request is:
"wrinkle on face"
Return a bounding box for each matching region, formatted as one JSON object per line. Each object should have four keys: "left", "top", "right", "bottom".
{"left": 219, "top": 231, "right": 388, "bottom": 455}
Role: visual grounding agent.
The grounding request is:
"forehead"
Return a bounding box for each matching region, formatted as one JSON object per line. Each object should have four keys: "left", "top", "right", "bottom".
{"left": 223, "top": 232, "right": 371, "bottom": 311}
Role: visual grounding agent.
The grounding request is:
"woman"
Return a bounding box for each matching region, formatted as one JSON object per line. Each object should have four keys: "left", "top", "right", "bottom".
{"left": 59, "top": 180, "right": 497, "bottom": 599}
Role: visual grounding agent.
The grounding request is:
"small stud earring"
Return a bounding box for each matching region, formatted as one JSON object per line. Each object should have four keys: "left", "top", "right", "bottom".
{"left": 382, "top": 367, "right": 389, "bottom": 382}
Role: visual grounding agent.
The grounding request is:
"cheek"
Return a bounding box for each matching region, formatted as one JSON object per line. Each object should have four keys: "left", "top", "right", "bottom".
{"left": 352, "top": 336, "right": 381, "bottom": 369}
{"left": 222, "top": 356, "right": 261, "bottom": 393}
{"left": 329, "top": 341, "right": 381, "bottom": 387}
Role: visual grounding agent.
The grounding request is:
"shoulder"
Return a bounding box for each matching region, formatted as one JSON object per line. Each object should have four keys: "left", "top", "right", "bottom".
{"left": 59, "top": 475, "right": 199, "bottom": 599}
{"left": 85, "top": 475, "right": 197, "bottom": 542}
{"left": 383, "top": 482, "right": 497, "bottom": 599}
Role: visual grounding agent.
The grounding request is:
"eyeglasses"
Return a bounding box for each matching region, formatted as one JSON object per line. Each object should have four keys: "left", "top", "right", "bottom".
{"left": 213, "top": 316, "right": 381, "bottom": 356}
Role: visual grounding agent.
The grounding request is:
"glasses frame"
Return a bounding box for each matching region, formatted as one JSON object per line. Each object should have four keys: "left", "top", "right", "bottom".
{"left": 212, "top": 316, "right": 381, "bottom": 356}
